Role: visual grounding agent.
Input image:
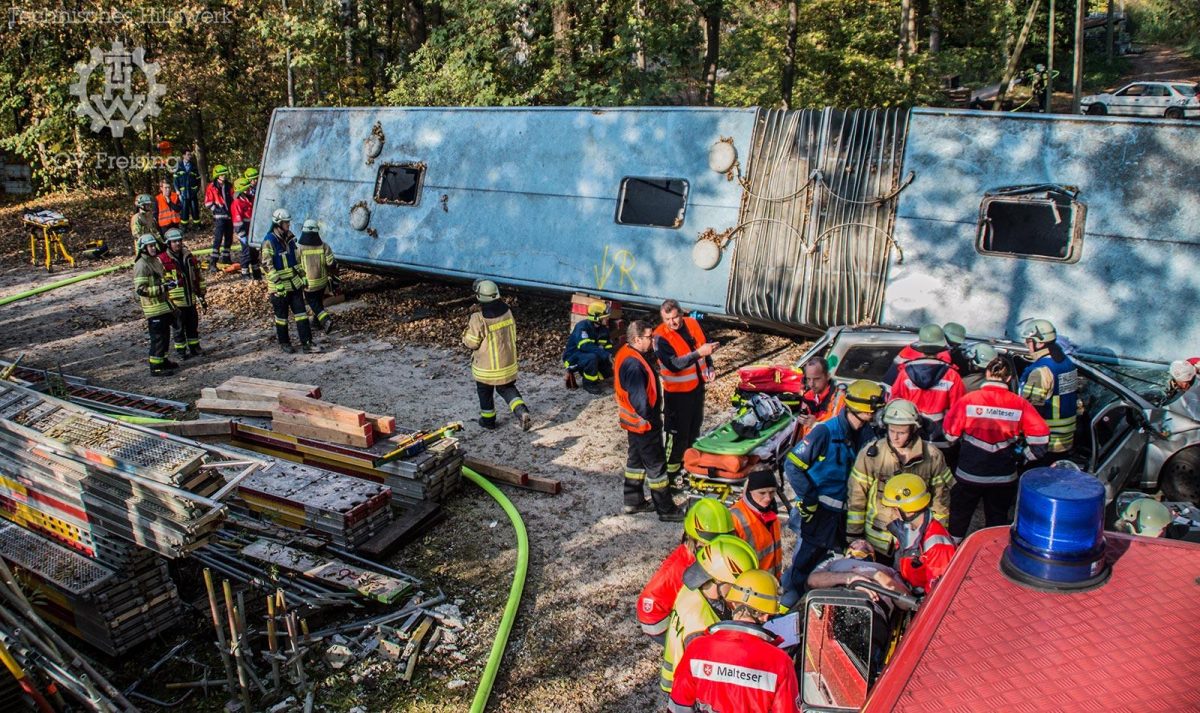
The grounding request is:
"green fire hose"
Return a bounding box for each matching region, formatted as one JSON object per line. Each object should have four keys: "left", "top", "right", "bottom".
{"left": 0, "top": 245, "right": 239, "bottom": 309}
{"left": 461, "top": 466, "right": 529, "bottom": 713}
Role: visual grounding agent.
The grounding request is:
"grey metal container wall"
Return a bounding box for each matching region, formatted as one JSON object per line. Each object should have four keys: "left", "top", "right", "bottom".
{"left": 727, "top": 108, "right": 909, "bottom": 330}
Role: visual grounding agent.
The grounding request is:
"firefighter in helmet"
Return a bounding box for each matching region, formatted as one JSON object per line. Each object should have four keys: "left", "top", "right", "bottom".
{"left": 563, "top": 300, "right": 615, "bottom": 394}
{"left": 882, "top": 474, "right": 956, "bottom": 593}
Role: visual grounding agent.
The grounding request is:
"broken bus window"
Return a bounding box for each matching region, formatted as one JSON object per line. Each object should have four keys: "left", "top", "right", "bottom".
{"left": 615, "top": 177, "right": 688, "bottom": 228}
{"left": 375, "top": 163, "right": 424, "bottom": 206}
{"left": 976, "top": 184, "right": 1085, "bottom": 263}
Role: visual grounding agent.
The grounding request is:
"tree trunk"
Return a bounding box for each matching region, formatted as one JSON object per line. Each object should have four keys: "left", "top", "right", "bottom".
{"left": 1071, "top": 0, "right": 1085, "bottom": 113}
{"left": 929, "top": 0, "right": 942, "bottom": 54}
{"left": 700, "top": 0, "right": 722, "bottom": 105}
{"left": 897, "top": 0, "right": 912, "bottom": 68}
{"left": 552, "top": 1, "right": 573, "bottom": 65}
{"left": 1105, "top": 0, "right": 1114, "bottom": 62}
{"left": 190, "top": 102, "right": 209, "bottom": 198}
{"left": 781, "top": 0, "right": 799, "bottom": 108}
{"left": 993, "top": 0, "right": 1042, "bottom": 110}
{"left": 405, "top": 0, "right": 427, "bottom": 48}
{"left": 635, "top": 0, "right": 647, "bottom": 71}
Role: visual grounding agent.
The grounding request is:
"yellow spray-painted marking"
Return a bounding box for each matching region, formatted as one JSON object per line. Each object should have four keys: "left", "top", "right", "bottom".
{"left": 593, "top": 246, "right": 639, "bottom": 292}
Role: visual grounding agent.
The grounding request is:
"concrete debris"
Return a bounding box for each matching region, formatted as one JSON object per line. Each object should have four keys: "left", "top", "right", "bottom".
{"left": 447, "top": 679, "right": 468, "bottom": 690}
{"left": 268, "top": 697, "right": 297, "bottom": 713}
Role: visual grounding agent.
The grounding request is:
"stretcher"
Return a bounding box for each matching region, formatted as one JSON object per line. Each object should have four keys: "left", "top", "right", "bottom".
{"left": 682, "top": 404, "right": 797, "bottom": 503}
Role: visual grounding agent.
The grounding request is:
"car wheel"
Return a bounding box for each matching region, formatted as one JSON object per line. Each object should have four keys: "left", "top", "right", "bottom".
{"left": 1160, "top": 447, "right": 1200, "bottom": 502}
{"left": 1165, "top": 107, "right": 1184, "bottom": 120}
{"left": 1086, "top": 104, "right": 1107, "bottom": 115}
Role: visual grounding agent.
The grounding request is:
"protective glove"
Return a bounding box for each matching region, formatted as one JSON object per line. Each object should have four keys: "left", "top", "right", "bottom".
{"left": 329, "top": 275, "right": 343, "bottom": 292}
{"left": 796, "top": 500, "right": 819, "bottom": 523}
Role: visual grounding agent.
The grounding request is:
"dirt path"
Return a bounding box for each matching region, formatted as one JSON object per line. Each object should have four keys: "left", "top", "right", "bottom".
{"left": 0, "top": 246, "right": 808, "bottom": 711}
{"left": 1117, "top": 44, "right": 1200, "bottom": 87}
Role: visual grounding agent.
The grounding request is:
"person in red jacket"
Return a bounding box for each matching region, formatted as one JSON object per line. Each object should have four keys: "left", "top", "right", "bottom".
{"left": 881, "top": 474, "right": 956, "bottom": 593}
{"left": 204, "top": 165, "right": 235, "bottom": 271}
{"left": 882, "top": 324, "right": 953, "bottom": 388}
{"left": 231, "top": 177, "right": 260, "bottom": 280}
{"left": 637, "top": 499, "right": 735, "bottom": 640}
{"left": 730, "top": 469, "right": 783, "bottom": 580}
{"left": 942, "top": 356, "right": 1050, "bottom": 537}
{"left": 890, "top": 332, "right": 965, "bottom": 455}
{"left": 669, "top": 569, "right": 799, "bottom": 713}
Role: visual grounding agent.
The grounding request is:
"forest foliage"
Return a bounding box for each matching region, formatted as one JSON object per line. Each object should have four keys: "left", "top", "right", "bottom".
{"left": 0, "top": 0, "right": 1169, "bottom": 193}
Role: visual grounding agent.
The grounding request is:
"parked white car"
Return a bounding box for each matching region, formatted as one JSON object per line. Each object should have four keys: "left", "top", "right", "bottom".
{"left": 1080, "top": 81, "right": 1199, "bottom": 119}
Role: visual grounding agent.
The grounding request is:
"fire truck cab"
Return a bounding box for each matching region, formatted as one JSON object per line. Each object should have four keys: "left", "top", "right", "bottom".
{"left": 799, "top": 523, "right": 1200, "bottom": 712}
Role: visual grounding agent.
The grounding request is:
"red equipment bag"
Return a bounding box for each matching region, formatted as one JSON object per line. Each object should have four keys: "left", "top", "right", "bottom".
{"left": 683, "top": 448, "right": 760, "bottom": 480}
{"left": 737, "top": 365, "right": 805, "bottom": 394}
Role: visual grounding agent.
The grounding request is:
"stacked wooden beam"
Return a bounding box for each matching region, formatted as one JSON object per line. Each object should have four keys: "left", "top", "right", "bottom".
{"left": 198, "top": 376, "right": 396, "bottom": 447}
{"left": 0, "top": 381, "right": 227, "bottom": 565}
{"left": 0, "top": 521, "right": 182, "bottom": 656}
{"left": 235, "top": 461, "right": 392, "bottom": 548}
{"left": 230, "top": 422, "right": 463, "bottom": 507}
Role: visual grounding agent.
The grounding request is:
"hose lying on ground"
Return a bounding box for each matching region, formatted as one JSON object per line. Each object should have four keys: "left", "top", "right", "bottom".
{"left": 461, "top": 466, "right": 529, "bottom": 713}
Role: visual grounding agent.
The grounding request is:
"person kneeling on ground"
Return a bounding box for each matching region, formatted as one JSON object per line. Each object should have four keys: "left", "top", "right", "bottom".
{"left": 669, "top": 569, "right": 799, "bottom": 713}
{"left": 563, "top": 300, "right": 614, "bottom": 394}
{"left": 661, "top": 535, "right": 758, "bottom": 693}
{"left": 730, "top": 469, "right": 783, "bottom": 581}
{"left": 638, "top": 499, "right": 735, "bottom": 642}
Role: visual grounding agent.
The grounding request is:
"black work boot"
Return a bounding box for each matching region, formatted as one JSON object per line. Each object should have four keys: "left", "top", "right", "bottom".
{"left": 161, "top": 359, "right": 180, "bottom": 371}
{"left": 623, "top": 478, "right": 653, "bottom": 514}
{"left": 279, "top": 342, "right": 296, "bottom": 354}
{"left": 582, "top": 379, "right": 603, "bottom": 395}
{"left": 652, "top": 488, "right": 685, "bottom": 522}
{"left": 189, "top": 344, "right": 204, "bottom": 357}
{"left": 478, "top": 416, "right": 498, "bottom": 430}
{"left": 177, "top": 348, "right": 191, "bottom": 361}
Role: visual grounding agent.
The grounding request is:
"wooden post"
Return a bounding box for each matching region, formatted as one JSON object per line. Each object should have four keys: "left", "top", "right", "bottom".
{"left": 222, "top": 580, "right": 253, "bottom": 711}
{"left": 1071, "top": 0, "right": 1086, "bottom": 113}
{"left": 202, "top": 569, "right": 238, "bottom": 704}
{"left": 994, "top": 0, "right": 1044, "bottom": 111}
{"left": 266, "top": 595, "right": 281, "bottom": 690}
{"left": 1046, "top": 0, "right": 1056, "bottom": 112}
{"left": 1105, "top": 0, "right": 1115, "bottom": 62}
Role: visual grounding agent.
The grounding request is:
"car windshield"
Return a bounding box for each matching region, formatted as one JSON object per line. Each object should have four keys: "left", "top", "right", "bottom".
{"left": 1173, "top": 84, "right": 1197, "bottom": 97}
{"left": 1078, "top": 358, "right": 1169, "bottom": 405}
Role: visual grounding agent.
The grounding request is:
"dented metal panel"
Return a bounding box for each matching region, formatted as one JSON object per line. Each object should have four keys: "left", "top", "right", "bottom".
{"left": 884, "top": 109, "right": 1200, "bottom": 363}
{"left": 253, "top": 107, "right": 756, "bottom": 313}
{"left": 727, "top": 108, "right": 909, "bottom": 328}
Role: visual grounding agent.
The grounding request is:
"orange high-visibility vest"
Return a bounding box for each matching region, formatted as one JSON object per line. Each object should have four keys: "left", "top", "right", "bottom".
{"left": 156, "top": 193, "right": 181, "bottom": 228}
{"left": 614, "top": 344, "right": 657, "bottom": 433}
{"left": 729, "top": 499, "right": 782, "bottom": 579}
{"left": 654, "top": 317, "right": 708, "bottom": 393}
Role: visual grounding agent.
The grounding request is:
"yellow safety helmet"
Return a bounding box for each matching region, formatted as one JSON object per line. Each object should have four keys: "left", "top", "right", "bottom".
{"left": 845, "top": 379, "right": 884, "bottom": 414}
{"left": 587, "top": 300, "right": 610, "bottom": 321}
{"left": 683, "top": 498, "right": 735, "bottom": 543}
{"left": 212, "top": 164, "right": 229, "bottom": 178}
{"left": 1119, "top": 498, "right": 1173, "bottom": 538}
{"left": 696, "top": 535, "right": 759, "bottom": 585}
{"left": 726, "top": 569, "right": 783, "bottom": 615}
{"left": 243, "top": 166, "right": 260, "bottom": 180}
{"left": 881, "top": 474, "right": 931, "bottom": 513}
{"left": 233, "top": 177, "right": 251, "bottom": 193}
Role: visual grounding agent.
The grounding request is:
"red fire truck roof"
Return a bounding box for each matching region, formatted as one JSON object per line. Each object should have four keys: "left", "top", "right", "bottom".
{"left": 864, "top": 527, "right": 1200, "bottom": 712}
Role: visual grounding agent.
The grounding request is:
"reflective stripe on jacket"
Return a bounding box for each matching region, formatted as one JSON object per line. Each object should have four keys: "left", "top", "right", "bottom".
{"left": 654, "top": 317, "right": 708, "bottom": 393}
{"left": 847, "top": 438, "right": 952, "bottom": 554}
{"left": 730, "top": 499, "right": 782, "bottom": 579}
{"left": 783, "top": 410, "right": 864, "bottom": 522}
{"left": 637, "top": 544, "right": 693, "bottom": 637}
{"left": 155, "top": 193, "right": 181, "bottom": 227}
{"left": 891, "top": 516, "right": 956, "bottom": 592}
{"left": 261, "top": 231, "right": 305, "bottom": 294}
{"left": 299, "top": 243, "right": 335, "bottom": 291}
{"left": 462, "top": 305, "right": 519, "bottom": 385}
{"left": 133, "top": 254, "right": 172, "bottom": 317}
{"left": 231, "top": 194, "right": 254, "bottom": 237}
{"left": 563, "top": 319, "right": 613, "bottom": 363}
{"left": 1019, "top": 351, "right": 1079, "bottom": 453}
{"left": 662, "top": 585, "right": 720, "bottom": 693}
{"left": 943, "top": 381, "right": 1050, "bottom": 483}
{"left": 130, "top": 212, "right": 160, "bottom": 244}
{"left": 889, "top": 358, "right": 966, "bottom": 446}
{"left": 614, "top": 345, "right": 657, "bottom": 433}
{"left": 668, "top": 621, "right": 800, "bottom": 713}
{"left": 158, "top": 247, "right": 205, "bottom": 307}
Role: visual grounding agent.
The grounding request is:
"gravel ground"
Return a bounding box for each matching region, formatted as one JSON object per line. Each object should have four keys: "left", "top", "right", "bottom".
{"left": 0, "top": 194, "right": 811, "bottom": 712}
